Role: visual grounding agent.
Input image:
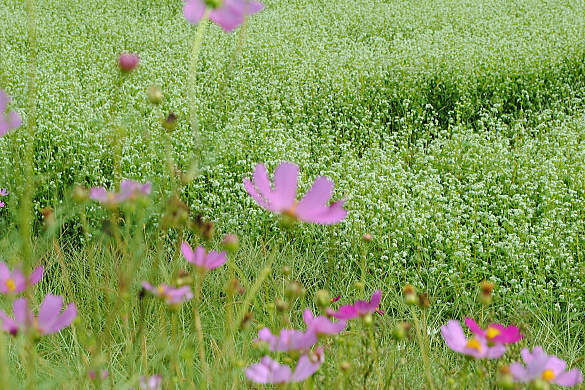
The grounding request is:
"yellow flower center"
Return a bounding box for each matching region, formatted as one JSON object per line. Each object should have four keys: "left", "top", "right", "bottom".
{"left": 465, "top": 338, "right": 482, "bottom": 352}
{"left": 486, "top": 327, "right": 501, "bottom": 340}
{"left": 542, "top": 369, "right": 555, "bottom": 382}
{"left": 5, "top": 279, "right": 16, "bottom": 292}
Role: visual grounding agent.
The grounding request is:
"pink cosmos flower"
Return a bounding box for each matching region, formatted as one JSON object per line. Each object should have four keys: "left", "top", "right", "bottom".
{"left": 245, "top": 347, "right": 324, "bottom": 384}
{"left": 0, "top": 89, "right": 21, "bottom": 137}
{"left": 243, "top": 162, "right": 347, "bottom": 225}
{"left": 118, "top": 52, "right": 139, "bottom": 73}
{"left": 302, "top": 309, "right": 346, "bottom": 336}
{"left": 181, "top": 242, "right": 227, "bottom": 272}
{"left": 0, "top": 294, "right": 76, "bottom": 337}
{"left": 142, "top": 282, "right": 193, "bottom": 306}
{"left": 0, "top": 189, "right": 8, "bottom": 196}
{"left": 183, "top": 0, "right": 264, "bottom": 33}
{"left": 464, "top": 317, "right": 523, "bottom": 344}
{"left": 0, "top": 262, "right": 43, "bottom": 294}
{"left": 90, "top": 180, "right": 152, "bottom": 206}
{"left": 327, "top": 290, "right": 382, "bottom": 320}
{"left": 510, "top": 347, "right": 583, "bottom": 387}
{"left": 440, "top": 320, "right": 506, "bottom": 359}
{"left": 139, "top": 375, "right": 162, "bottom": 390}
{"left": 256, "top": 327, "right": 317, "bottom": 352}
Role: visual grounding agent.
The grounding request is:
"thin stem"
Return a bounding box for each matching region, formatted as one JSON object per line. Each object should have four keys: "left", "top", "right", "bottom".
{"left": 193, "top": 273, "right": 210, "bottom": 386}
{"left": 410, "top": 307, "right": 436, "bottom": 390}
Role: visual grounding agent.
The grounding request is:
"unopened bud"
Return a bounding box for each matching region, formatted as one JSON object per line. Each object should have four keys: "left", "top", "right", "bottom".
{"left": 225, "top": 278, "right": 245, "bottom": 296}
{"left": 240, "top": 312, "right": 253, "bottom": 330}
{"left": 221, "top": 234, "right": 239, "bottom": 253}
{"left": 362, "top": 313, "right": 373, "bottom": 326}
{"left": 479, "top": 281, "right": 495, "bottom": 306}
{"left": 403, "top": 284, "right": 418, "bottom": 305}
{"left": 362, "top": 233, "right": 373, "bottom": 242}
{"left": 340, "top": 361, "right": 351, "bottom": 371}
{"left": 275, "top": 298, "right": 289, "bottom": 312}
{"left": 161, "top": 113, "right": 178, "bottom": 132}
{"left": 118, "top": 52, "right": 139, "bottom": 73}
{"left": 496, "top": 366, "right": 515, "bottom": 390}
{"left": 281, "top": 265, "right": 291, "bottom": 276}
{"left": 285, "top": 281, "right": 305, "bottom": 300}
{"left": 315, "top": 290, "right": 331, "bottom": 309}
{"left": 176, "top": 270, "right": 193, "bottom": 287}
{"left": 72, "top": 185, "right": 89, "bottom": 203}
{"left": 530, "top": 379, "right": 551, "bottom": 390}
{"left": 418, "top": 292, "right": 430, "bottom": 309}
{"left": 391, "top": 322, "right": 411, "bottom": 341}
{"left": 41, "top": 207, "right": 56, "bottom": 230}
{"left": 147, "top": 85, "right": 163, "bottom": 104}
{"left": 354, "top": 281, "right": 365, "bottom": 290}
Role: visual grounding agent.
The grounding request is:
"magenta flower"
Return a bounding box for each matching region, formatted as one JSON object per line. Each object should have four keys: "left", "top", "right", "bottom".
{"left": 184, "top": 0, "right": 264, "bottom": 33}
{"left": 327, "top": 290, "right": 382, "bottom": 320}
{"left": 0, "top": 262, "right": 43, "bottom": 294}
{"left": 331, "top": 295, "right": 341, "bottom": 303}
{"left": 181, "top": 242, "right": 227, "bottom": 272}
{"left": 256, "top": 327, "right": 317, "bottom": 352}
{"left": 139, "top": 375, "right": 162, "bottom": 390}
{"left": 243, "top": 162, "right": 347, "bottom": 225}
{"left": 302, "top": 309, "right": 346, "bottom": 336}
{"left": 464, "top": 317, "right": 523, "bottom": 344}
{"left": 440, "top": 320, "right": 506, "bottom": 359}
{"left": 90, "top": 180, "right": 152, "bottom": 207}
{"left": 510, "top": 347, "right": 583, "bottom": 387}
{"left": 0, "top": 89, "right": 21, "bottom": 137}
{"left": 142, "top": 282, "right": 193, "bottom": 306}
{"left": 245, "top": 347, "right": 324, "bottom": 384}
{"left": 0, "top": 294, "right": 76, "bottom": 337}
{"left": 118, "top": 52, "right": 139, "bottom": 73}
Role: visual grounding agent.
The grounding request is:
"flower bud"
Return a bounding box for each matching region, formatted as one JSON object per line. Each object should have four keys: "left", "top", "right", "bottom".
{"left": 479, "top": 281, "right": 495, "bottom": 306}
{"left": 362, "top": 233, "right": 373, "bottom": 242}
{"left": 225, "top": 278, "right": 245, "bottom": 296}
{"left": 530, "top": 379, "right": 551, "bottom": 390}
{"left": 161, "top": 113, "right": 177, "bottom": 132}
{"left": 281, "top": 265, "right": 291, "bottom": 276}
{"left": 418, "top": 292, "right": 430, "bottom": 309}
{"left": 147, "top": 85, "right": 163, "bottom": 104}
{"left": 240, "top": 312, "right": 253, "bottom": 330}
{"left": 391, "top": 322, "right": 411, "bottom": 341}
{"left": 285, "top": 280, "right": 305, "bottom": 300}
{"left": 362, "top": 313, "right": 373, "bottom": 326}
{"left": 118, "top": 52, "right": 139, "bottom": 73}
{"left": 496, "top": 366, "right": 515, "bottom": 390}
{"left": 403, "top": 284, "right": 418, "bottom": 305}
{"left": 354, "top": 281, "right": 365, "bottom": 290}
{"left": 72, "top": 185, "right": 89, "bottom": 203}
{"left": 315, "top": 289, "right": 331, "bottom": 309}
{"left": 275, "top": 298, "right": 289, "bottom": 312}
{"left": 340, "top": 361, "right": 351, "bottom": 372}
{"left": 176, "top": 270, "right": 193, "bottom": 287}
{"left": 221, "top": 234, "right": 239, "bottom": 253}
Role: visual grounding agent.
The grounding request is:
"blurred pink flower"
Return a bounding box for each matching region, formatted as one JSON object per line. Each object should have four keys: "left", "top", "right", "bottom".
{"left": 181, "top": 242, "right": 227, "bottom": 272}
{"left": 244, "top": 162, "right": 347, "bottom": 225}
{"left": 0, "top": 262, "right": 43, "bottom": 294}
{"left": 0, "top": 89, "right": 21, "bottom": 137}
{"left": 464, "top": 317, "right": 523, "bottom": 344}
{"left": 0, "top": 294, "right": 76, "bottom": 337}
{"left": 139, "top": 375, "right": 162, "bottom": 390}
{"left": 118, "top": 52, "right": 139, "bottom": 73}
{"left": 330, "top": 295, "right": 340, "bottom": 303}
{"left": 510, "top": 347, "right": 583, "bottom": 387}
{"left": 327, "top": 290, "right": 382, "bottom": 320}
{"left": 302, "top": 309, "right": 346, "bottom": 336}
{"left": 0, "top": 189, "right": 8, "bottom": 196}
{"left": 183, "top": 0, "right": 264, "bottom": 33}
{"left": 256, "top": 327, "right": 317, "bottom": 352}
{"left": 142, "top": 282, "right": 193, "bottom": 306}
{"left": 90, "top": 180, "right": 152, "bottom": 207}
{"left": 441, "top": 320, "right": 506, "bottom": 359}
{"left": 245, "top": 347, "right": 324, "bottom": 384}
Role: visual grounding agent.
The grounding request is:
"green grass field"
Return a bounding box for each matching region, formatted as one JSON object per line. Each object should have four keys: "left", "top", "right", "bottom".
{"left": 1, "top": 0, "right": 585, "bottom": 388}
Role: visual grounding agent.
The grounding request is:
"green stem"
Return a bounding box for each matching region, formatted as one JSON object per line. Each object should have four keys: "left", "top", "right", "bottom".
{"left": 187, "top": 9, "right": 210, "bottom": 159}
{"left": 193, "top": 273, "right": 210, "bottom": 386}
{"left": 410, "top": 307, "right": 435, "bottom": 390}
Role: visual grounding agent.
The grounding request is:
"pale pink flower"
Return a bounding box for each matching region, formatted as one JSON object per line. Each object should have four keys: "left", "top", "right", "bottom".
{"left": 327, "top": 290, "right": 382, "bottom": 320}
{"left": 510, "top": 347, "right": 583, "bottom": 387}
{"left": 181, "top": 242, "right": 227, "bottom": 272}
{"left": 302, "top": 309, "right": 346, "bottom": 336}
{"left": 440, "top": 320, "right": 506, "bottom": 359}
{"left": 0, "top": 262, "right": 43, "bottom": 294}
{"left": 256, "top": 327, "right": 317, "bottom": 352}
{"left": 90, "top": 180, "right": 152, "bottom": 207}
{"left": 183, "top": 0, "right": 264, "bottom": 33}
{"left": 0, "top": 189, "right": 8, "bottom": 196}
{"left": 139, "top": 375, "right": 162, "bottom": 390}
{"left": 245, "top": 347, "right": 324, "bottom": 384}
{"left": 142, "top": 282, "right": 193, "bottom": 306}
{"left": 464, "top": 317, "right": 523, "bottom": 344}
{"left": 0, "top": 89, "right": 21, "bottom": 137}
{"left": 0, "top": 294, "right": 76, "bottom": 337}
{"left": 118, "top": 52, "right": 139, "bottom": 73}
{"left": 244, "top": 162, "right": 347, "bottom": 225}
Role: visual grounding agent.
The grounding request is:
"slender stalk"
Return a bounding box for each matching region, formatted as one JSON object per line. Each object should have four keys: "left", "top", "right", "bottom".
{"left": 193, "top": 273, "right": 210, "bottom": 386}
{"left": 187, "top": 10, "right": 210, "bottom": 157}
{"left": 410, "top": 307, "right": 435, "bottom": 390}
